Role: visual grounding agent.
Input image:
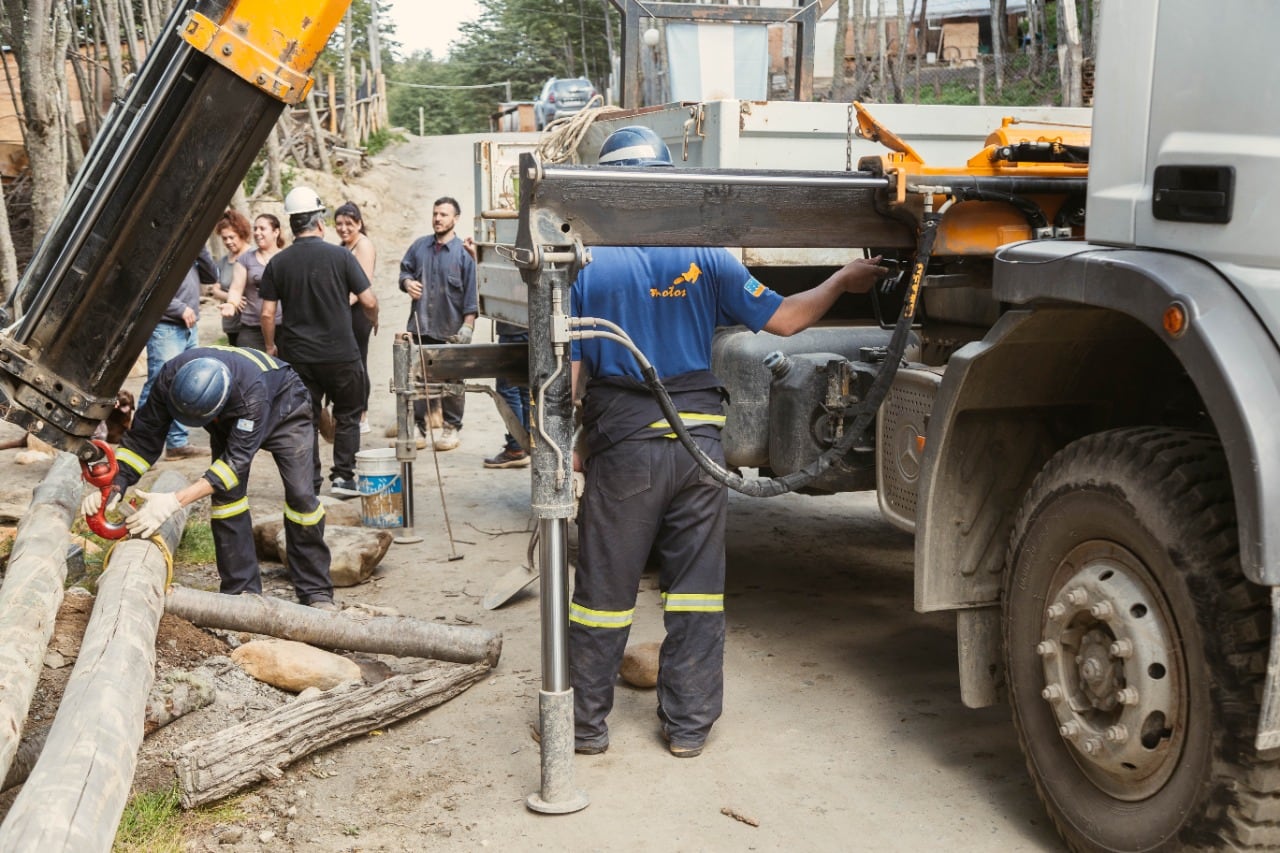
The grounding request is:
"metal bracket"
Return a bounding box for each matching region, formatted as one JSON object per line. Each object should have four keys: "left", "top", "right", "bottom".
{"left": 181, "top": 11, "right": 313, "bottom": 104}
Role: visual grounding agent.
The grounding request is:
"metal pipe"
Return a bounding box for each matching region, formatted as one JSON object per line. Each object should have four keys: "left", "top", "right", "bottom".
{"left": 394, "top": 460, "right": 422, "bottom": 545}
{"left": 541, "top": 164, "right": 893, "bottom": 190}
{"left": 538, "top": 518, "right": 570, "bottom": 691}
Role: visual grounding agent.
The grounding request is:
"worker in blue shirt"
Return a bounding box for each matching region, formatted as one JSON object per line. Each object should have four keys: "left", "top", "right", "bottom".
{"left": 569, "top": 126, "right": 889, "bottom": 758}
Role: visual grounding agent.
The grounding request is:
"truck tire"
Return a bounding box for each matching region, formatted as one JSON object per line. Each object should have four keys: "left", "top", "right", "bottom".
{"left": 1002, "top": 427, "right": 1278, "bottom": 851}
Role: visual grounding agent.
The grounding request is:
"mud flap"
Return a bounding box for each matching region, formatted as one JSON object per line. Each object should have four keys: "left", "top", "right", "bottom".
{"left": 958, "top": 606, "right": 1004, "bottom": 708}
{"left": 1255, "top": 587, "right": 1280, "bottom": 750}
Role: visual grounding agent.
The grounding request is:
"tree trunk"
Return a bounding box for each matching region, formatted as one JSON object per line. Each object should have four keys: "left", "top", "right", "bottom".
{"left": 119, "top": 0, "right": 140, "bottom": 72}
{"left": 989, "top": 0, "right": 1006, "bottom": 97}
{"left": 172, "top": 662, "right": 490, "bottom": 808}
{"left": 0, "top": 453, "right": 79, "bottom": 783}
{"left": 0, "top": 177, "right": 20, "bottom": 297}
{"left": 264, "top": 121, "right": 283, "bottom": 199}
{"left": 874, "top": 0, "right": 887, "bottom": 100}
{"left": 164, "top": 586, "right": 503, "bottom": 666}
{"left": 95, "top": 0, "right": 124, "bottom": 98}
{"left": 832, "top": 0, "right": 849, "bottom": 100}
{"left": 6, "top": 0, "right": 72, "bottom": 244}
{"left": 1060, "top": 0, "right": 1083, "bottom": 107}
{"left": 0, "top": 470, "right": 190, "bottom": 852}
{"left": 342, "top": 8, "right": 357, "bottom": 150}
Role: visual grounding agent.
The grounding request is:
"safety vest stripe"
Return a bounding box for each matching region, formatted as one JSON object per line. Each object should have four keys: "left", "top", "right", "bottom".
{"left": 284, "top": 502, "right": 325, "bottom": 526}
{"left": 645, "top": 412, "right": 727, "bottom": 431}
{"left": 661, "top": 592, "right": 725, "bottom": 613}
{"left": 210, "top": 497, "right": 249, "bottom": 519}
{"left": 116, "top": 447, "right": 150, "bottom": 476}
{"left": 207, "top": 344, "right": 278, "bottom": 371}
{"left": 568, "top": 602, "right": 634, "bottom": 629}
{"left": 208, "top": 459, "right": 239, "bottom": 490}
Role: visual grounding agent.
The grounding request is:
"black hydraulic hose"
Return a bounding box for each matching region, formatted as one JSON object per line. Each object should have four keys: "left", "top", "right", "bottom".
{"left": 951, "top": 186, "right": 1048, "bottom": 231}
{"left": 634, "top": 217, "right": 939, "bottom": 499}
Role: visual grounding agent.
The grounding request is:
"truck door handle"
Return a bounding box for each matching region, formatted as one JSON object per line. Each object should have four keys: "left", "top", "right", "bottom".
{"left": 1152, "top": 165, "right": 1234, "bottom": 223}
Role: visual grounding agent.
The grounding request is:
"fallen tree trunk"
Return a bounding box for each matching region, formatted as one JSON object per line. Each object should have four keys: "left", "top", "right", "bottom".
{"left": 0, "top": 470, "right": 190, "bottom": 852}
{"left": 0, "top": 453, "right": 81, "bottom": 782}
{"left": 164, "top": 586, "right": 502, "bottom": 666}
{"left": 1, "top": 669, "right": 214, "bottom": 792}
{"left": 172, "top": 661, "right": 489, "bottom": 808}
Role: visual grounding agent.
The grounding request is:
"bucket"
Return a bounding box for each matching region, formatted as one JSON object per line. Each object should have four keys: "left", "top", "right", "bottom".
{"left": 354, "top": 448, "right": 403, "bottom": 528}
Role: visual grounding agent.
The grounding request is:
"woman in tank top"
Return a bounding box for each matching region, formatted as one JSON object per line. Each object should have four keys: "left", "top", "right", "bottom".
{"left": 334, "top": 202, "right": 377, "bottom": 434}
{"left": 220, "top": 213, "right": 285, "bottom": 351}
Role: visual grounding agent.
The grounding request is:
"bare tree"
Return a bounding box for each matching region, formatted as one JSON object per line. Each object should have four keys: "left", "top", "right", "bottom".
{"left": 989, "top": 0, "right": 1006, "bottom": 97}
{"left": 874, "top": 0, "right": 887, "bottom": 100}
{"left": 1059, "top": 0, "right": 1083, "bottom": 106}
{"left": 832, "top": 0, "right": 850, "bottom": 99}
{"left": 3, "top": 0, "right": 72, "bottom": 244}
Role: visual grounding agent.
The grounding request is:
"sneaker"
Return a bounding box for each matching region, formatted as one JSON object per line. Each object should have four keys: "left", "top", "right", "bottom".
{"left": 165, "top": 445, "right": 204, "bottom": 460}
{"left": 484, "top": 447, "right": 530, "bottom": 469}
{"left": 434, "top": 424, "right": 460, "bottom": 452}
{"left": 329, "top": 478, "right": 361, "bottom": 498}
{"left": 307, "top": 597, "right": 340, "bottom": 612}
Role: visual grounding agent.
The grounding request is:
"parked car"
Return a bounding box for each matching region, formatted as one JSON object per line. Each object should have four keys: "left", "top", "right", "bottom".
{"left": 534, "top": 78, "right": 597, "bottom": 129}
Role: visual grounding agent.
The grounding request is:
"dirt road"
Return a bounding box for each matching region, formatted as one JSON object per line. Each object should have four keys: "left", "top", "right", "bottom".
{"left": 8, "top": 133, "right": 1064, "bottom": 851}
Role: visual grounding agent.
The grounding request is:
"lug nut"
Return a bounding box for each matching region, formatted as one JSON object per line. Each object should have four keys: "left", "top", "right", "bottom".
{"left": 1041, "top": 684, "right": 1063, "bottom": 701}
{"left": 1105, "top": 725, "right": 1129, "bottom": 743}
{"left": 1090, "top": 601, "right": 1115, "bottom": 619}
{"left": 1059, "top": 721, "right": 1081, "bottom": 739}
{"left": 1047, "top": 603, "right": 1067, "bottom": 619}
{"left": 1065, "top": 587, "right": 1089, "bottom": 606}
{"left": 1115, "top": 687, "right": 1140, "bottom": 706}
{"left": 1082, "top": 737, "right": 1103, "bottom": 755}
{"left": 1109, "top": 639, "right": 1134, "bottom": 659}
{"left": 1036, "top": 640, "right": 1058, "bottom": 658}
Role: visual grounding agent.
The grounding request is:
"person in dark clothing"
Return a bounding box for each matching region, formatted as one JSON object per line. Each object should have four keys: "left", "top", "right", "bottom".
{"left": 568, "top": 126, "right": 889, "bottom": 759}
{"left": 484, "top": 321, "right": 531, "bottom": 468}
{"left": 141, "top": 249, "right": 216, "bottom": 459}
{"left": 81, "top": 346, "right": 337, "bottom": 608}
{"left": 260, "top": 186, "right": 378, "bottom": 497}
{"left": 398, "top": 196, "right": 477, "bottom": 451}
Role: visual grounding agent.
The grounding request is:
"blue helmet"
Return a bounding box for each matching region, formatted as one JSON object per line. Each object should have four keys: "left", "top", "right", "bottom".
{"left": 169, "top": 358, "right": 231, "bottom": 427}
{"left": 597, "top": 125, "right": 673, "bottom": 167}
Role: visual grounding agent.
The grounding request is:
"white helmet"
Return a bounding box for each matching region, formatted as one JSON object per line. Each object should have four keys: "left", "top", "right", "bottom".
{"left": 283, "top": 186, "right": 325, "bottom": 216}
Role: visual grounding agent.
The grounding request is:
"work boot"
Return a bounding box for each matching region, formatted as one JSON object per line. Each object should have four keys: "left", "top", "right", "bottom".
{"left": 661, "top": 727, "right": 704, "bottom": 759}
{"left": 434, "top": 425, "right": 460, "bottom": 451}
{"left": 307, "top": 597, "right": 340, "bottom": 612}
{"left": 484, "top": 447, "right": 530, "bottom": 469}
{"left": 165, "top": 445, "right": 204, "bottom": 460}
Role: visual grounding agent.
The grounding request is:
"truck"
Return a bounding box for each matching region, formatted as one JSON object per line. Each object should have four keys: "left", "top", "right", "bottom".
{"left": 477, "top": 0, "right": 1280, "bottom": 848}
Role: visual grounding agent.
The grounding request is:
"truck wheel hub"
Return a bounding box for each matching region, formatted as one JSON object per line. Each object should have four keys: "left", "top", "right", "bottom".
{"left": 1036, "top": 541, "right": 1184, "bottom": 799}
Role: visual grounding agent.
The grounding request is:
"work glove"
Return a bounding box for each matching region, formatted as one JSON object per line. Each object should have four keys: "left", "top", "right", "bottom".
{"left": 447, "top": 325, "right": 474, "bottom": 345}
{"left": 125, "top": 490, "right": 183, "bottom": 539}
{"left": 81, "top": 487, "right": 120, "bottom": 519}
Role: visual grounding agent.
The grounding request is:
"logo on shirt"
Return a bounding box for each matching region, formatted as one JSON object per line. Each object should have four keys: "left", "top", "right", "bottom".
{"left": 649, "top": 262, "right": 703, "bottom": 299}
{"left": 673, "top": 262, "right": 702, "bottom": 285}
{"left": 744, "top": 279, "right": 766, "bottom": 298}
{"left": 235, "top": 418, "right": 255, "bottom": 432}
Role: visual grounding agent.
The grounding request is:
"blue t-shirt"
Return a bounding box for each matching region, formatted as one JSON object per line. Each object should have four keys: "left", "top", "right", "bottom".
{"left": 571, "top": 246, "right": 783, "bottom": 380}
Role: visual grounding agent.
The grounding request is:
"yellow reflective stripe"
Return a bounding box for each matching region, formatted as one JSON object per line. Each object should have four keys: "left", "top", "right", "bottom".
{"left": 207, "top": 344, "right": 278, "bottom": 371}
{"left": 208, "top": 459, "right": 239, "bottom": 489}
{"left": 661, "top": 592, "right": 725, "bottom": 613}
{"left": 116, "top": 447, "right": 150, "bottom": 476}
{"left": 209, "top": 497, "right": 249, "bottom": 519}
{"left": 646, "top": 412, "right": 727, "bottom": 430}
{"left": 569, "top": 602, "right": 634, "bottom": 629}
{"left": 285, "top": 502, "right": 325, "bottom": 526}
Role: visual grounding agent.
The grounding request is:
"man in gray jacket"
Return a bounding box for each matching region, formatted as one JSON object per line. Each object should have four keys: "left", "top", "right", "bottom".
{"left": 398, "top": 196, "right": 477, "bottom": 451}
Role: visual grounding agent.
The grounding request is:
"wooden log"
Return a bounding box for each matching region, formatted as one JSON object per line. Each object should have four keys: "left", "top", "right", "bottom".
{"left": 172, "top": 661, "right": 489, "bottom": 808}
{"left": 2, "top": 670, "right": 215, "bottom": 792}
{"left": 164, "top": 586, "right": 502, "bottom": 667}
{"left": 0, "top": 470, "right": 190, "bottom": 852}
{"left": 0, "top": 453, "right": 80, "bottom": 782}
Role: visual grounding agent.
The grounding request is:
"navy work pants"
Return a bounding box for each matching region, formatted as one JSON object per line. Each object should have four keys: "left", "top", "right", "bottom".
{"left": 570, "top": 434, "right": 727, "bottom": 752}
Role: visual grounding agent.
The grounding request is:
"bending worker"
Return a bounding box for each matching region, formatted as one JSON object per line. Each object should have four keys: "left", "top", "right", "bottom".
{"left": 81, "top": 346, "right": 337, "bottom": 609}
{"left": 569, "top": 126, "right": 889, "bottom": 758}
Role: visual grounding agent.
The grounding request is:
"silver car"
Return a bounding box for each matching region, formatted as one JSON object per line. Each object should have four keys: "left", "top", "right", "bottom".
{"left": 534, "top": 78, "right": 597, "bottom": 130}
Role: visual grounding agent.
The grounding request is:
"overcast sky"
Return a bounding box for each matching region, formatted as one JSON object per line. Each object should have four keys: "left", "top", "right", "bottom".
{"left": 386, "top": 1, "right": 482, "bottom": 60}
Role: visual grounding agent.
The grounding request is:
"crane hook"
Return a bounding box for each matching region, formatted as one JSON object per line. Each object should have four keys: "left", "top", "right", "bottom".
{"left": 79, "top": 439, "right": 130, "bottom": 540}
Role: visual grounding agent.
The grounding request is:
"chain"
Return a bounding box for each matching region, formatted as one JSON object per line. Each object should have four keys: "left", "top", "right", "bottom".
{"left": 845, "top": 102, "right": 854, "bottom": 172}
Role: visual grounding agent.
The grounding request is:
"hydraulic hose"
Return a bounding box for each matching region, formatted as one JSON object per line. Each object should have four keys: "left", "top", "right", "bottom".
{"left": 576, "top": 216, "right": 939, "bottom": 498}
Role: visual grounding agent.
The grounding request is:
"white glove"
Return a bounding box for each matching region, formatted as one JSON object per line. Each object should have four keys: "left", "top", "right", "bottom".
{"left": 448, "top": 325, "right": 474, "bottom": 345}
{"left": 81, "top": 488, "right": 119, "bottom": 518}
{"left": 125, "top": 490, "right": 183, "bottom": 539}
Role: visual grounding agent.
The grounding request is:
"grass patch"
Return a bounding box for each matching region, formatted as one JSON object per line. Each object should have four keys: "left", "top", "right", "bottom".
{"left": 175, "top": 519, "right": 217, "bottom": 565}
{"left": 364, "top": 127, "right": 406, "bottom": 156}
{"left": 114, "top": 784, "right": 245, "bottom": 852}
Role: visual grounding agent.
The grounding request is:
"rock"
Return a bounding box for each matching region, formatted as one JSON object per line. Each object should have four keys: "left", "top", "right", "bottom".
{"left": 252, "top": 515, "right": 285, "bottom": 560}
{"left": 230, "top": 639, "right": 361, "bottom": 692}
{"left": 275, "top": 525, "right": 393, "bottom": 587}
{"left": 259, "top": 830, "right": 276, "bottom": 843}
{"left": 14, "top": 449, "right": 55, "bottom": 465}
{"left": 217, "top": 827, "right": 243, "bottom": 844}
{"left": 318, "top": 497, "right": 364, "bottom": 527}
{"left": 43, "top": 650, "right": 67, "bottom": 669}
{"left": 619, "top": 641, "right": 660, "bottom": 688}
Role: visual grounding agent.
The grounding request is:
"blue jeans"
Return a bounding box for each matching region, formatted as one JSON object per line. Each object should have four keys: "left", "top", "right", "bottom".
{"left": 140, "top": 321, "right": 198, "bottom": 449}
{"left": 497, "top": 333, "right": 530, "bottom": 451}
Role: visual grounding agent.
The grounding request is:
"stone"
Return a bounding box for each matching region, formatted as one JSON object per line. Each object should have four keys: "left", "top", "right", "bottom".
{"left": 619, "top": 641, "right": 660, "bottom": 688}
{"left": 275, "top": 525, "right": 393, "bottom": 587}
{"left": 252, "top": 515, "right": 285, "bottom": 561}
{"left": 253, "top": 502, "right": 363, "bottom": 561}
{"left": 230, "top": 639, "right": 361, "bottom": 692}
{"left": 318, "top": 497, "right": 364, "bottom": 527}
{"left": 217, "top": 827, "right": 243, "bottom": 844}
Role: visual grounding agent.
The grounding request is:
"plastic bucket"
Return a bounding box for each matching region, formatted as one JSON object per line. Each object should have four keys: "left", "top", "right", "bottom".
{"left": 354, "top": 448, "right": 402, "bottom": 528}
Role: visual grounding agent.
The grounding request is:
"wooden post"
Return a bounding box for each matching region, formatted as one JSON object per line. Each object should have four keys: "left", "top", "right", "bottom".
{"left": 164, "top": 586, "right": 502, "bottom": 666}
{"left": 306, "top": 90, "right": 332, "bottom": 173}
{"left": 0, "top": 454, "right": 80, "bottom": 782}
{"left": 0, "top": 470, "right": 191, "bottom": 853}
{"left": 419, "top": 106, "right": 425, "bottom": 137}
{"left": 327, "top": 72, "right": 337, "bottom": 134}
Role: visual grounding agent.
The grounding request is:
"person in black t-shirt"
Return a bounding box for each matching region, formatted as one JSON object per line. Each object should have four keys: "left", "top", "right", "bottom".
{"left": 260, "top": 186, "right": 378, "bottom": 497}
